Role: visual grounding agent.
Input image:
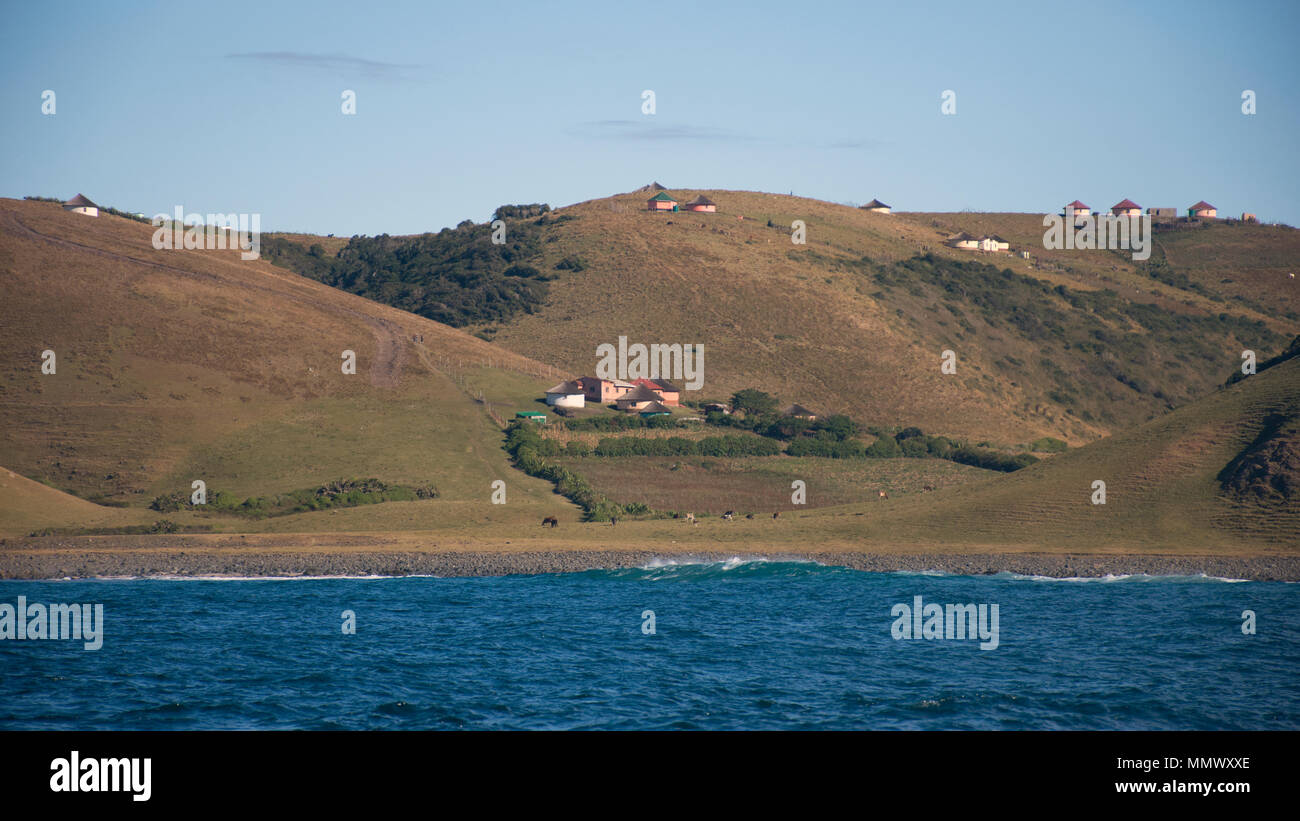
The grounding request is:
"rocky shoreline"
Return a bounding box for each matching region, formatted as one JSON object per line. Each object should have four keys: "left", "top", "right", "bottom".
{"left": 1, "top": 547, "right": 1297, "bottom": 581}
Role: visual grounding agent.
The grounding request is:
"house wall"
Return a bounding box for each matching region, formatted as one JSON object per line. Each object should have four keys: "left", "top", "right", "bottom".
{"left": 648, "top": 201, "right": 676, "bottom": 211}
{"left": 64, "top": 205, "right": 97, "bottom": 217}
{"left": 547, "top": 393, "right": 585, "bottom": 408}
{"left": 685, "top": 204, "right": 715, "bottom": 212}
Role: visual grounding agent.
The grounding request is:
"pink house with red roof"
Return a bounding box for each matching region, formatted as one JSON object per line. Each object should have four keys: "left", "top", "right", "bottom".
{"left": 1111, "top": 199, "right": 1142, "bottom": 217}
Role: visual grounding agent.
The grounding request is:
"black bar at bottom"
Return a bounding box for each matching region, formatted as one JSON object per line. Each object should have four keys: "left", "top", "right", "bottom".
{"left": 0, "top": 730, "right": 1284, "bottom": 808}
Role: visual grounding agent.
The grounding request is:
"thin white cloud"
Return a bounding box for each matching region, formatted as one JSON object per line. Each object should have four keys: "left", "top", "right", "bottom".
{"left": 226, "top": 51, "right": 421, "bottom": 80}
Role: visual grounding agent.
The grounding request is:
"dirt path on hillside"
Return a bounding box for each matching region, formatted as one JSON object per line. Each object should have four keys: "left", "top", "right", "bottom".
{"left": 1, "top": 211, "right": 405, "bottom": 388}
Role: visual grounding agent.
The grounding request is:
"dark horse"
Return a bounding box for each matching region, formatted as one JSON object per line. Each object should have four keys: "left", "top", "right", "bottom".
{"left": 542, "top": 516, "right": 558, "bottom": 528}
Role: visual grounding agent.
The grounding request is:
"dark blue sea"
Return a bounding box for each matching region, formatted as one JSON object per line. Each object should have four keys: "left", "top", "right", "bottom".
{"left": 1, "top": 560, "right": 1296, "bottom": 730}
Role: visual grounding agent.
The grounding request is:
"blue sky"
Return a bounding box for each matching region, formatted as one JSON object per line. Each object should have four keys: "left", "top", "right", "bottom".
{"left": 2, "top": 0, "right": 1296, "bottom": 234}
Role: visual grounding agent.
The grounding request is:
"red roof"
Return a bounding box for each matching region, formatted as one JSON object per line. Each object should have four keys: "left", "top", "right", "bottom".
{"left": 1112, "top": 199, "right": 1140, "bottom": 210}
{"left": 1066, "top": 200, "right": 1089, "bottom": 209}
{"left": 1190, "top": 201, "right": 1215, "bottom": 210}
{"left": 632, "top": 377, "right": 679, "bottom": 393}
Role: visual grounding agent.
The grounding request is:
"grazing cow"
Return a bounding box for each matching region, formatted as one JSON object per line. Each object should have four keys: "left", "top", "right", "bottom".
{"left": 685, "top": 513, "right": 696, "bottom": 524}
{"left": 923, "top": 485, "right": 934, "bottom": 492}
{"left": 878, "top": 490, "right": 888, "bottom": 500}
{"left": 610, "top": 516, "right": 618, "bottom": 526}
{"left": 772, "top": 512, "right": 780, "bottom": 520}
{"left": 542, "top": 516, "right": 558, "bottom": 528}
{"left": 723, "top": 510, "right": 735, "bottom": 521}
{"left": 746, "top": 513, "right": 754, "bottom": 519}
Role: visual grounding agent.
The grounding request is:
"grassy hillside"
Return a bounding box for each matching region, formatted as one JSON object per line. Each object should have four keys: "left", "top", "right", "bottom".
{"left": 0, "top": 198, "right": 574, "bottom": 535}
{"left": 0, "top": 466, "right": 152, "bottom": 535}
{"left": 264, "top": 188, "right": 1296, "bottom": 448}
{"left": 806, "top": 355, "right": 1300, "bottom": 551}
{"left": 2, "top": 192, "right": 1295, "bottom": 557}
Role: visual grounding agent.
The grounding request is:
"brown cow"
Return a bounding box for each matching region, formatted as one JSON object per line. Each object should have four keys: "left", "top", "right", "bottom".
{"left": 542, "top": 516, "right": 558, "bottom": 528}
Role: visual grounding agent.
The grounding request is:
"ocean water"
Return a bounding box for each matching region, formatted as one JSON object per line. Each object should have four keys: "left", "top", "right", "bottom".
{"left": 0, "top": 560, "right": 1296, "bottom": 730}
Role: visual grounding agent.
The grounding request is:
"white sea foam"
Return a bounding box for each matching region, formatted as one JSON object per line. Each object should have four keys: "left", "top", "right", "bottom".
{"left": 996, "top": 572, "right": 1251, "bottom": 584}
{"left": 638, "top": 556, "right": 819, "bottom": 571}
{"left": 71, "top": 573, "right": 445, "bottom": 582}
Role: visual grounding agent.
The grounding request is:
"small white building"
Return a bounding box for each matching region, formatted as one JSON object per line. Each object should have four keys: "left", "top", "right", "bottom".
{"left": 979, "top": 235, "right": 1010, "bottom": 252}
{"left": 861, "top": 198, "right": 891, "bottom": 214}
{"left": 62, "top": 193, "right": 98, "bottom": 217}
{"left": 545, "top": 380, "right": 586, "bottom": 409}
{"left": 945, "top": 231, "right": 980, "bottom": 250}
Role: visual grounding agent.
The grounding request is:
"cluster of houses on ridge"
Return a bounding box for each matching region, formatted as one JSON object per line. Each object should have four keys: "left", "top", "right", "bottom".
{"left": 646, "top": 190, "right": 717, "bottom": 213}
{"left": 1061, "top": 199, "right": 1255, "bottom": 223}
{"left": 937, "top": 197, "right": 1256, "bottom": 256}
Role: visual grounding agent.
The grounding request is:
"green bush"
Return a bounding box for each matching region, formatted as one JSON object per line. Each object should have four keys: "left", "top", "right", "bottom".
{"left": 1029, "top": 437, "right": 1068, "bottom": 453}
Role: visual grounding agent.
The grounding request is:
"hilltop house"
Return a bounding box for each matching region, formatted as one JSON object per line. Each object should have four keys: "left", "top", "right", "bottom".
{"left": 1112, "top": 199, "right": 1142, "bottom": 217}
{"left": 62, "top": 194, "right": 98, "bottom": 217}
{"left": 945, "top": 232, "right": 1007, "bottom": 252}
{"left": 1147, "top": 207, "right": 1177, "bottom": 221}
{"left": 631, "top": 377, "right": 680, "bottom": 406}
{"left": 647, "top": 192, "right": 678, "bottom": 211}
{"left": 1242, "top": 213, "right": 1258, "bottom": 223}
{"left": 1189, "top": 201, "right": 1217, "bottom": 219}
{"left": 944, "top": 231, "right": 980, "bottom": 250}
{"left": 1063, "top": 200, "right": 1090, "bottom": 219}
{"left": 861, "top": 198, "right": 891, "bottom": 214}
{"left": 684, "top": 195, "right": 716, "bottom": 213}
{"left": 615, "top": 384, "right": 667, "bottom": 412}
{"left": 576, "top": 376, "right": 635, "bottom": 404}
{"left": 545, "top": 380, "right": 586, "bottom": 409}
{"left": 782, "top": 404, "right": 817, "bottom": 421}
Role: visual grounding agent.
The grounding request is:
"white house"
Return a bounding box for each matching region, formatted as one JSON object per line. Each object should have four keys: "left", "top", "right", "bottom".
{"left": 861, "top": 198, "right": 891, "bottom": 214}
{"left": 979, "top": 235, "right": 1010, "bottom": 252}
{"left": 62, "top": 194, "right": 98, "bottom": 217}
{"left": 545, "top": 380, "right": 586, "bottom": 409}
{"left": 945, "top": 232, "right": 980, "bottom": 250}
